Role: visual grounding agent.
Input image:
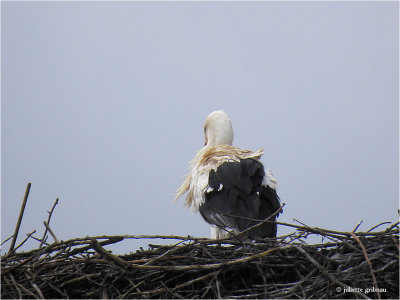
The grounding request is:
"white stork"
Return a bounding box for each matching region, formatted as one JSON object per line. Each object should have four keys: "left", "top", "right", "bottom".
{"left": 175, "top": 110, "right": 281, "bottom": 239}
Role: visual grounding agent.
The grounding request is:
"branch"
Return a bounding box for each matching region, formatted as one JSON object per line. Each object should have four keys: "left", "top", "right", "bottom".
{"left": 236, "top": 203, "right": 285, "bottom": 238}
{"left": 296, "top": 246, "right": 369, "bottom": 299}
{"left": 40, "top": 198, "right": 59, "bottom": 247}
{"left": 3, "top": 230, "right": 37, "bottom": 259}
{"left": 90, "top": 239, "right": 131, "bottom": 268}
{"left": 8, "top": 183, "right": 31, "bottom": 254}
{"left": 43, "top": 221, "right": 60, "bottom": 243}
{"left": 350, "top": 233, "right": 381, "bottom": 299}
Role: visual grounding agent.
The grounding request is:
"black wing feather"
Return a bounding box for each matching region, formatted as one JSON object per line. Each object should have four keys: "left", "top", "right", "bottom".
{"left": 199, "top": 158, "right": 281, "bottom": 239}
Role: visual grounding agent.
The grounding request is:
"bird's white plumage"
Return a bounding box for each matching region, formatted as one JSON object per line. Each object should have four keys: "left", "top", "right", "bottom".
{"left": 263, "top": 169, "right": 278, "bottom": 190}
{"left": 190, "top": 165, "right": 209, "bottom": 211}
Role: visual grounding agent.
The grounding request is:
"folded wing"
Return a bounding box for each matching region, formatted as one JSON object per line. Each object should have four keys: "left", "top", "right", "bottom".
{"left": 199, "top": 158, "right": 281, "bottom": 239}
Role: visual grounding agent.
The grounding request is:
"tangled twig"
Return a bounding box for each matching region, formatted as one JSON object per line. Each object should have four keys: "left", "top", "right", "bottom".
{"left": 1, "top": 222, "right": 398, "bottom": 299}
{"left": 1, "top": 183, "right": 398, "bottom": 299}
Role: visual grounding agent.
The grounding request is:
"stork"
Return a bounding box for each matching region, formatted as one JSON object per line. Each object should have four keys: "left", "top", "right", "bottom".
{"left": 175, "top": 110, "right": 281, "bottom": 239}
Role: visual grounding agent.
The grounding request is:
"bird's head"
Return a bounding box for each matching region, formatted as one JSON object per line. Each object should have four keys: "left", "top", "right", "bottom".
{"left": 203, "top": 110, "right": 233, "bottom": 147}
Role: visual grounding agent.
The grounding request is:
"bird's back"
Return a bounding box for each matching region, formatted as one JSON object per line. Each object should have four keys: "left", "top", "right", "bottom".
{"left": 199, "top": 157, "right": 281, "bottom": 239}
{"left": 175, "top": 145, "right": 263, "bottom": 211}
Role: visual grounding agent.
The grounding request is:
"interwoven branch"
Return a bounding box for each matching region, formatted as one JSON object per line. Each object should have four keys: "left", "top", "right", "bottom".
{"left": 2, "top": 222, "right": 398, "bottom": 299}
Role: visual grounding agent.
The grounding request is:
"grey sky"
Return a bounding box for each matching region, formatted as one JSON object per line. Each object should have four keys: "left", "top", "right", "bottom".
{"left": 2, "top": 2, "right": 398, "bottom": 254}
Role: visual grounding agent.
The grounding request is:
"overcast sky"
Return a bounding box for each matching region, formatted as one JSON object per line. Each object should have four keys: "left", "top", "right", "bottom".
{"left": 2, "top": 2, "right": 399, "bottom": 254}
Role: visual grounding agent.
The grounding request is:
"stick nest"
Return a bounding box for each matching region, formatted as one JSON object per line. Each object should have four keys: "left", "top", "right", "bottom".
{"left": 2, "top": 221, "right": 398, "bottom": 299}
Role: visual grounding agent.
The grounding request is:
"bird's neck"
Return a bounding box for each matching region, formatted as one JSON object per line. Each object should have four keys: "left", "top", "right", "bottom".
{"left": 207, "top": 133, "right": 233, "bottom": 147}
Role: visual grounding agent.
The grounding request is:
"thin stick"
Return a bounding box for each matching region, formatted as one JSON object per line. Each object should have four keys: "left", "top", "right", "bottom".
{"left": 296, "top": 246, "right": 369, "bottom": 299}
{"left": 43, "top": 221, "right": 60, "bottom": 243}
{"left": 10, "top": 274, "right": 36, "bottom": 298}
{"left": 367, "top": 221, "right": 392, "bottom": 232}
{"left": 350, "top": 233, "right": 381, "bottom": 299}
{"left": 236, "top": 203, "right": 285, "bottom": 238}
{"left": 4, "top": 230, "right": 37, "bottom": 259}
{"left": 352, "top": 220, "right": 363, "bottom": 232}
{"left": 387, "top": 221, "right": 399, "bottom": 231}
{"left": 137, "top": 271, "right": 219, "bottom": 297}
{"left": 9, "top": 274, "right": 22, "bottom": 299}
{"left": 144, "top": 239, "right": 188, "bottom": 265}
{"left": 31, "top": 282, "right": 45, "bottom": 299}
{"left": 30, "top": 235, "right": 50, "bottom": 246}
{"left": 90, "top": 239, "right": 131, "bottom": 268}
{"left": 1, "top": 234, "right": 14, "bottom": 246}
{"left": 40, "top": 198, "right": 59, "bottom": 247}
{"left": 118, "top": 280, "right": 145, "bottom": 299}
{"left": 8, "top": 183, "right": 31, "bottom": 254}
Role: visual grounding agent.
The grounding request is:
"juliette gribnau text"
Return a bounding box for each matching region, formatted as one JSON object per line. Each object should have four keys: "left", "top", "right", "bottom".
{"left": 340, "top": 286, "right": 387, "bottom": 294}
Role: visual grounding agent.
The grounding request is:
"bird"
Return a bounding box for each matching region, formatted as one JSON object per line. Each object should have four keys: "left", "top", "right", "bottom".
{"left": 174, "top": 110, "right": 282, "bottom": 240}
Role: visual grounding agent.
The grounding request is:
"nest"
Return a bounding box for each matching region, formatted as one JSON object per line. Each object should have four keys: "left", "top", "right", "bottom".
{"left": 2, "top": 221, "right": 398, "bottom": 299}
{"left": 2, "top": 185, "right": 399, "bottom": 298}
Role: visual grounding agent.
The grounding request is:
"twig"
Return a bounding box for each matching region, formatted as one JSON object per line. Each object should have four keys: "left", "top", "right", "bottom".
{"left": 350, "top": 233, "right": 381, "bottom": 299}
{"left": 30, "top": 235, "right": 50, "bottom": 246}
{"left": 138, "top": 271, "right": 219, "bottom": 296}
{"left": 216, "top": 277, "right": 222, "bottom": 299}
{"left": 9, "top": 274, "right": 22, "bottom": 299}
{"left": 68, "top": 237, "right": 124, "bottom": 256}
{"left": 4, "top": 230, "right": 37, "bottom": 259}
{"left": 31, "top": 282, "right": 45, "bottom": 299}
{"left": 235, "top": 203, "right": 285, "bottom": 238}
{"left": 172, "top": 271, "right": 219, "bottom": 292}
{"left": 352, "top": 220, "right": 363, "bottom": 232}
{"left": 48, "top": 282, "right": 67, "bottom": 298}
{"left": 40, "top": 198, "right": 59, "bottom": 247}
{"left": 296, "top": 246, "right": 369, "bottom": 299}
{"left": 43, "top": 221, "right": 60, "bottom": 243}
{"left": 10, "top": 276, "right": 37, "bottom": 298}
{"left": 61, "top": 273, "right": 102, "bottom": 287}
{"left": 8, "top": 182, "right": 31, "bottom": 254}
{"left": 90, "top": 239, "right": 131, "bottom": 268}
{"left": 117, "top": 280, "right": 145, "bottom": 299}
{"left": 144, "top": 239, "right": 188, "bottom": 265}
{"left": 391, "top": 235, "right": 399, "bottom": 251}
{"left": 2, "top": 256, "right": 34, "bottom": 276}
{"left": 293, "top": 218, "right": 343, "bottom": 242}
{"left": 367, "top": 221, "right": 392, "bottom": 232}
{"left": 161, "top": 282, "right": 185, "bottom": 299}
{"left": 211, "top": 203, "right": 285, "bottom": 244}
{"left": 386, "top": 221, "right": 399, "bottom": 231}
{"left": 214, "top": 214, "right": 355, "bottom": 240}
{"left": 1, "top": 234, "right": 14, "bottom": 246}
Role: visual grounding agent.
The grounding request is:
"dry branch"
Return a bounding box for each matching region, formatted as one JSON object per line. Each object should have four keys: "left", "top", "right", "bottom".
{"left": 42, "top": 221, "right": 60, "bottom": 244}
{"left": 8, "top": 183, "right": 31, "bottom": 254}
{"left": 40, "top": 198, "right": 59, "bottom": 247}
